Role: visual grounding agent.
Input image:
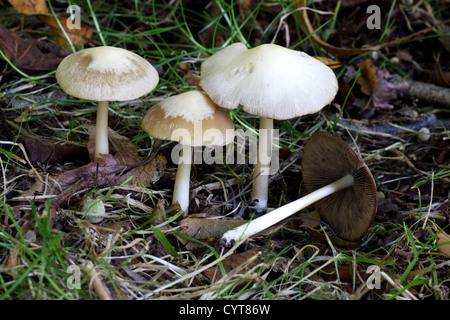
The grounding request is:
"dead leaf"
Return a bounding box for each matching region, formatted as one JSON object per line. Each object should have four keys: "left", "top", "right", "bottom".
{"left": 179, "top": 217, "right": 247, "bottom": 240}
{"left": 335, "top": 264, "right": 364, "bottom": 285}
{"left": 21, "top": 125, "right": 166, "bottom": 207}
{"left": 405, "top": 268, "right": 431, "bottom": 280}
{"left": 53, "top": 153, "right": 123, "bottom": 190}
{"left": 85, "top": 124, "right": 167, "bottom": 186}
{"left": 436, "top": 232, "right": 450, "bottom": 258}
{"left": 8, "top": 0, "right": 91, "bottom": 48}
{"left": 314, "top": 56, "right": 342, "bottom": 69}
{"left": 357, "top": 60, "right": 408, "bottom": 110}
{"left": 7, "top": 0, "right": 49, "bottom": 15}
{"left": 178, "top": 62, "right": 199, "bottom": 86}
{"left": 39, "top": 15, "right": 93, "bottom": 48}
{"left": 358, "top": 59, "right": 378, "bottom": 96}
{"left": 372, "top": 70, "right": 400, "bottom": 110}
{"left": 177, "top": 217, "right": 247, "bottom": 249}
{"left": 23, "top": 136, "right": 89, "bottom": 164}
{"left": 204, "top": 249, "right": 260, "bottom": 283}
{"left": 6, "top": 222, "right": 32, "bottom": 277}
{"left": 119, "top": 153, "right": 167, "bottom": 186}
{"left": 0, "top": 24, "right": 70, "bottom": 71}
{"left": 86, "top": 125, "right": 139, "bottom": 162}
{"left": 297, "top": 209, "right": 322, "bottom": 229}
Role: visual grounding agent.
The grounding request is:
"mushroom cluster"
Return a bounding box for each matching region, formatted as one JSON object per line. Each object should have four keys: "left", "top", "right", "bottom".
{"left": 55, "top": 43, "right": 376, "bottom": 246}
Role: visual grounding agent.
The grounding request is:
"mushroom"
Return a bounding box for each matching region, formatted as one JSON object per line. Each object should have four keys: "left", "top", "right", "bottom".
{"left": 56, "top": 46, "right": 159, "bottom": 158}
{"left": 221, "top": 131, "right": 377, "bottom": 246}
{"left": 199, "top": 43, "right": 338, "bottom": 210}
{"left": 141, "top": 90, "right": 235, "bottom": 215}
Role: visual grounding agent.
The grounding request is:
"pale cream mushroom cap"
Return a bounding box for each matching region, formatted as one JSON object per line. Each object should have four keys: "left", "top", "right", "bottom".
{"left": 142, "top": 90, "right": 235, "bottom": 147}
{"left": 199, "top": 43, "right": 338, "bottom": 120}
{"left": 56, "top": 46, "right": 159, "bottom": 101}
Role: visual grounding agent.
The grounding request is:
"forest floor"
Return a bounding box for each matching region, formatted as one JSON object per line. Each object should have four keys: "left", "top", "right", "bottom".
{"left": 0, "top": 0, "right": 449, "bottom": 301}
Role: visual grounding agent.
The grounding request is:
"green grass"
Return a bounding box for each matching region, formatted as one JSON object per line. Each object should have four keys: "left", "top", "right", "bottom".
{"left": 0, "top": 0, "right": 449, "bottom": 301}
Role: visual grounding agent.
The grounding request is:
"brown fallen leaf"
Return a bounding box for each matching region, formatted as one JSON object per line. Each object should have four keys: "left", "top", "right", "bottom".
{"left": 357, "top": 59, "right": 408, "bottom": 110}
{"left": 297, "top": 209, "right": 322, "bottom": 229}
{"left": 50, "top": 153, "right": 125, "bottom": 190}
{"left": 21, "top": 122, "right": 166, "bottom": 209}
{"left": 371, "top": 69, "right": 404, "bottom": 110}
{"left": 0, "top": 24, "right": 70, "bottom": 71}
{"left": 204, "top": 249, "right": 260, "bottom": 283}
{"left": 8, "top": 0, "right": 92, "bottom": 48}
{"left": 39, "top": 15, "right": 93, "bottom": 48}
{"left": 6, "top": 222, "right": 32, "bottom": 278}
{"left": 7, "top": 0, "right": 49, "bottom": 15}
{"left": 123, "top": 154, "right": 167, "bottom": 186}
{"left": 179, "top": 217, "right": 247, "bottom": 240}
{"left": 86, "top": 125, "right": 139, "bottom": 162}
{"left": 436, "top": 232, "right": 450, "bottom": 258}
{"left": 178, "top": 217, "right": 247, "bottom": 250}
{"left": 358, "top": 59, "right": 378, "bottom": 96}
{"left": 314, "top": 56, "right": 342, "bottom": 69}
{"left": 86, "top": 124, "right": 167, "bottom": 186}
{"left": 334, "top": 263, "right": 365, "bottom": 285}
{"left": 23, "top": 135, "right": 89, "bottom": 164}
{"left": 178, "top": 62, "right": 200, "bottom": 86}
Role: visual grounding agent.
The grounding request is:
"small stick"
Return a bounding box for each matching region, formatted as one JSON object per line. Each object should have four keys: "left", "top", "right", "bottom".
{"left": 401, "top": 79, "right": 450, "bottom": 107}
{"left": 81, "top": 261, "right": 112, "bottom": 300}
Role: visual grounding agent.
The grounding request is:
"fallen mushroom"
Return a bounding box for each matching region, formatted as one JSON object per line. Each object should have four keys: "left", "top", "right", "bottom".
{"left": 221, "top": 131, "right": 377, "bottom": 246}
{"left": 200, "top": 43, "right": 338, "bottom": 210}
{"left": 56, "top": 46, "right": 159, "bottom": 158}
{"left": 141, "top": 90, "right": 235, "bottom": 215}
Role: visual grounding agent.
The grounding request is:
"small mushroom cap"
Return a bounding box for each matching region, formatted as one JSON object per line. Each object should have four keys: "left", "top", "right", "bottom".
{"left": 56, "top": 46, "right": 159, "bottom": 101}
{"left": 199, "top": 43, "right": 338, "bottom": 120}
{"left": 142, "top": 91, "right": 235, "bottom": 147}
{"left": 302, "top": 131, "right": 377, "bottom": 241}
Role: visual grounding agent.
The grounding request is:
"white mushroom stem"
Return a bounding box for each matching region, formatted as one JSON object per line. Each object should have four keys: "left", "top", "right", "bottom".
{"left": 94, "top": 101, "right": 110, "bottom": 158}
{"left": 251, "top": 117, "right": 273, "bottom": 210}
{"left": 173, "top": 144, "right": 192, "bottom": 216}
{"left": 221, "top": 173, "right": 355, "bottom": 246}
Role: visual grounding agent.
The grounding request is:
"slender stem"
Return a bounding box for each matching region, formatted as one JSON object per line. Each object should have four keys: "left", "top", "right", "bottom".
{"left": 95, "top": 101, "right": 109, "bottom": 158}
{"left": 222, "top": 173, "right": 355, "bottom": 246}
{"left": 251, "top": 117, "right": 273, "bottom": 210}
{"left": 172, "top": 144, "right": 192, "bottom": 216}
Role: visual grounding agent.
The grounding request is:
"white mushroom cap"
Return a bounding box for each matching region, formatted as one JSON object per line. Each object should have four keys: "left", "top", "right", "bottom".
{"left": 199, "top": 43, "right": 338, "bottom": 120}
{"left": 142, "top": 90, "right": 235, "bottom": 147}
{"left": 56, "top": 46, "right": 159, "bottom": 101}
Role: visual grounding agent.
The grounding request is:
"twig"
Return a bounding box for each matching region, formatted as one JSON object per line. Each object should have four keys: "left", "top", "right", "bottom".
{"left": 400, "top": 79, "right": 450, "bottom": 107}
{"left": 81, "top": 260, "right": 112, "bottom": 300}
